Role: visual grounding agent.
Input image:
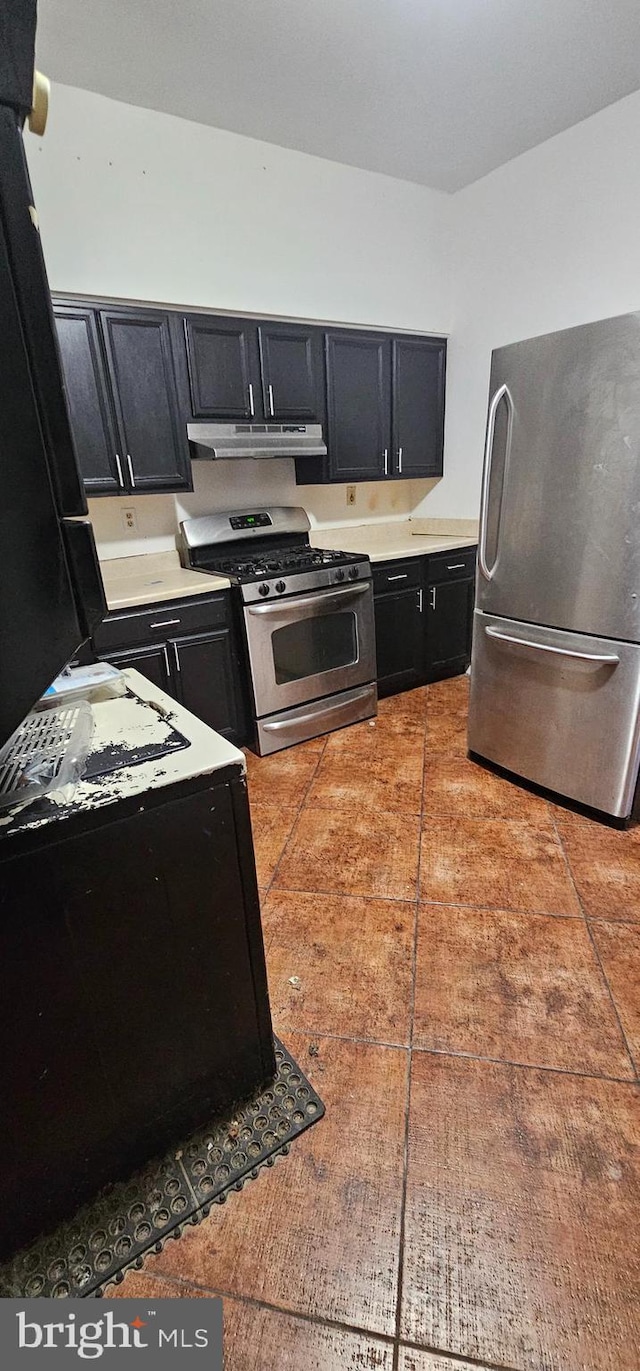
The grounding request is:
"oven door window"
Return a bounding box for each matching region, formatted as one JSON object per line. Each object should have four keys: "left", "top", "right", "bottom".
{"left": 272, "top": 610, "right": 358, "bottom": 684}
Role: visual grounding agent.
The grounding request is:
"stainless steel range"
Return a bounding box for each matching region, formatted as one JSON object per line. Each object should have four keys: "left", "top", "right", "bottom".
{"left": 178, "top": 507, "right": 377, "bottom": 754}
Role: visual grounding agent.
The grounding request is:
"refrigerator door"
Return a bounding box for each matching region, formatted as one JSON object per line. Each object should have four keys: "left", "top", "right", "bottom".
{"left": 468, "top": 610, "right": 640, "bottom": 817}
{"left": 477, "top": 312, "right": 640, "bottom": 642}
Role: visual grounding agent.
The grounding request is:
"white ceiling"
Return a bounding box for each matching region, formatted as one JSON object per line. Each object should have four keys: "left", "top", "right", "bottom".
{"left": 35, "top": 0, "right": 640, "bottom": 192}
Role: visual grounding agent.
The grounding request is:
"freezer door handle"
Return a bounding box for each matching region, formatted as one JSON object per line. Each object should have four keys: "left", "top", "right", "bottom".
{"left": 478, "top": 382, "right": 513, "bottom": 582}
{"left": 485, "top": 626, "right": 620, "bottom": 665}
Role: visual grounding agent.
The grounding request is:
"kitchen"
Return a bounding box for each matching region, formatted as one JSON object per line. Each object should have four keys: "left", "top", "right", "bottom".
{"left": 0, "top": 2, "right": 639, "bottom": 1368}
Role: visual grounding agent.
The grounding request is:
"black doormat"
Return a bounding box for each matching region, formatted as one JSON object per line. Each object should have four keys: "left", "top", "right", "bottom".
{"left": 0, "top": 1038, "right": 324, "bottom": 1300}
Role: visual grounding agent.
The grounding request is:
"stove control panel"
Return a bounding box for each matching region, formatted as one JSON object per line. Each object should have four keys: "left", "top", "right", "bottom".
{"left": 229, "top": 511, "right": 272, "bottom": 530}
{"left": 242, "top": 558, "right": 372, "bottom": 603}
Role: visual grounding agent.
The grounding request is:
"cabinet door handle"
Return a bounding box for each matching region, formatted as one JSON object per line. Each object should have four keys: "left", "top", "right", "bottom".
{"left": 248, "top": 383, "right": 255, "bottom": 417}
{"left": 114, "top": 453, "right": 124, "bottom": 488}
{"left": 126, "top": 453, "right": 136, "bottom": 488}
{"left": 150, "top": 618, "right": 181, "bottom": 629}
{"left": 383, "top": 448, "right": 388, "bottom": 475}
{"left": 430, "top": 587, "right": 436, "bottom": 610}
{"left": 268, "top": 383, "right": 275, "bottom": 417}
{"left": 447, "top": 563, "right": 466, "bottom": 571}
{"left": 398, "top": 446, "right": 403, "bottom": 474}
{"left": 387, "top": 573, "right": 408, "bottom": 581}
{"left": 163, "top": 645, "right": 171, "bottom": 677}
{"left": 173, "top": 642, "right": 181, "bottom": 673}
{"left": 418, "top": 588, "right": 423, "bottom": 612}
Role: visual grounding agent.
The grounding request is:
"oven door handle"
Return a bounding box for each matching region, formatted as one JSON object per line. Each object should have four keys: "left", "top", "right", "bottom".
{"left": 246, "top": 581, "right": 370, "bottom": 616}
{"left": 262, "top": 692, "right": 372, "bottom": 732}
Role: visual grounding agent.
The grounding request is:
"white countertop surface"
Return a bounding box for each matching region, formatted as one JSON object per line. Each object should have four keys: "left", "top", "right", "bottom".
{"left": 310, "top": 519, "right": 478, "bottom": 563}
{"left": 99, "top": 550, "right": 230, "bottom": 611}
{"left": 1, "top": 670, "right": 245, "bottom": 839}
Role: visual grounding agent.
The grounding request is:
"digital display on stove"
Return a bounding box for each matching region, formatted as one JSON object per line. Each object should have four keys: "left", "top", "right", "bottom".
{"left": 229, "top": 512, "right": 272, "bottom": 530}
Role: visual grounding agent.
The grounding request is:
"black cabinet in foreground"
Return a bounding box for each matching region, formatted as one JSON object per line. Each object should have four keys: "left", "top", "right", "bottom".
{"left": 0, "top": 697, "right": 274, "bottom": 1260}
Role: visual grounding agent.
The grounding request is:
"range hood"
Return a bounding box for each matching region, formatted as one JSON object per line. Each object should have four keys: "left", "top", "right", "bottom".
{"left": 187, "top": 422, "right": 327, "bottom": 460}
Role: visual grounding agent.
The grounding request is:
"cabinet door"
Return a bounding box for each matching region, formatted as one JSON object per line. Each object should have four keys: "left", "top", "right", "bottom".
{"left": 100, "top": 642, "right": 173, "bottom": 695}
{"left": 374, "top": 587, "right": 425, "bottom": 696}
{"left": 54, "top": 305, "right": 122, "bottom": 496}
{"left": 171, "top": 629, "right": 244, "bottom": 743}
{"left": 325, "top": 333, "right": 390, "bottom": 482}
{"left": 100, "top": 310, "right": 192, "bottom": 493}
{"left": 426, "top": 577, "right": 474, "bottom": 680}
{"left": 392, "top": 337, "right": 446, "bottom": 478}
{"left": 184, "top": 315, "right": 261, "bottom": 420}
{"left": 258, "top": 323, "right": 324, "bottom": 421}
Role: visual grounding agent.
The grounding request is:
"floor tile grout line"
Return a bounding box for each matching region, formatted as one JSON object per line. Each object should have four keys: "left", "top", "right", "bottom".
{"left": 392, "top": 734, "right": 425, "bottom": 1371}
{"left": 398, "top": 1332, "right": 521, "bottom": 1371}
{"left": 267, "top": 883, "right": 586, "bottom": 920}
{"left": 128, "top": 1268, "right": 399, "bottom": 1349}
{"left": 254, "top": 741, "right": 328, "bottom": 898}
{"left": 410, "top": 1043, "right": 638, "bottom": 1087}
{"left": 549, "top": 814, "right": 638, "bottom": 1079}
{"left": 584, "top": 918, "right": 639, "bottom": 1081}
{"left": 261, "top": 1023, "right": 638, "bottom": 1085}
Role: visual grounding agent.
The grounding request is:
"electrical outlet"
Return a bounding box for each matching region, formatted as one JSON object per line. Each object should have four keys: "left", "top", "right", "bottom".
{"left": 122, "top": 507, "right": 138, "bottom": 533}
{"left": 346, "top": 485, "right": 356, "bottom": 507}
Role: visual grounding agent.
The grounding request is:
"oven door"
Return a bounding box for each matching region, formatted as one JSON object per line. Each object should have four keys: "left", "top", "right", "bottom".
{"left": 244, "top": 580, "right": 376, "bottom": 718}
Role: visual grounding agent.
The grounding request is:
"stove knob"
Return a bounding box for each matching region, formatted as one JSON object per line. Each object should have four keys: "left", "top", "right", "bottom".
{"left": 335, "top": 568, "right": 346, "bottom": 582}
{"left": 275, "top": 580, "right": 286, "bottom": 594}
{"left": 258, "top": 582, "right": 270, "bottom": 597}
{"left": 348, "top": 565, "right": 360, "bottom": 579}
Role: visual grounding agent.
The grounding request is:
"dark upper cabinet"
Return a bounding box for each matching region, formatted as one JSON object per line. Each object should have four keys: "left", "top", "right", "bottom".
{"left": 183, "top": 315, "right": 261, "bottom": 420}
{"left": 392, "top": 337, "right": 446, "bottom": 478}
{"left": 54, "top": 305, "right": 122, "bottom": 496}
{"left": 170, "top": 628, "right": 244, "bottom": 742}
{"left": 325, "top": 333, "right": 391, "bottom": 482}
{"left": 258, "top": 323, "right": 324, "bottom": 422}
{"left": 425, "top": 576, "right": 474, "bottom": 680}
{"left": 100, "top": 310, "right": 192, "bottom": 493}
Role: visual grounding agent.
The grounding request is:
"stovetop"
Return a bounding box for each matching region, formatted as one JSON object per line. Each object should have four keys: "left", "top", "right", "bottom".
{"left": 178, "top": 507, "right": 371, "bottom": 603}
{"left": 197, "top": 542, "right": 371, "bottom": 604}
{"left": 203, "top": 542, "right": 362, "bottom": 580}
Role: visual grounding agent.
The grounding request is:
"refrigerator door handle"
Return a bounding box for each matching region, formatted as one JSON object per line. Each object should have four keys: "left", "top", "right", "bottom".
{"left": 485, "top": 626, "right": 620, "bottom": 666}
{"left": 478, "top": 382, "right": 513, "bottom": 582}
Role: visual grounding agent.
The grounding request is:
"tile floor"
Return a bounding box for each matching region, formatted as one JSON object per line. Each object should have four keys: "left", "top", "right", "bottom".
{"left": 109, "top": 677, "right": 640, "bottom": 1370}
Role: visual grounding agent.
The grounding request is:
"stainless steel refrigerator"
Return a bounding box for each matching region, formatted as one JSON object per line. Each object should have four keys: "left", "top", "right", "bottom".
{"left": 468, "top": 312, "right": 640, "bottom": 820}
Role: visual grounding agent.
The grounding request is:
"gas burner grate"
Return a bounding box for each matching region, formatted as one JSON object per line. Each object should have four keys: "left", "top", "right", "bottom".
{"left": 0, "top": 1038, "right": 325, "bottom": 1299}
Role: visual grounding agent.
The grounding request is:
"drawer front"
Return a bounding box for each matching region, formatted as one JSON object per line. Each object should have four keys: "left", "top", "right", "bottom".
{"left": 373, "top": 559, "right": 423, "bottom": 595}
{"left": 427, "top": 547, "right": 476, "bottom": 585}
{"left": 93, "top": 593, "right": 231, "bottom": 653}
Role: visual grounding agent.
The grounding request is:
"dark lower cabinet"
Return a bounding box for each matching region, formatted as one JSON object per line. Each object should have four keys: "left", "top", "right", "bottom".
{"left": 170, "top": 628, "right": 244, "bottom": 741}
{"left": 425, "top": 576, "right": 474, "bottom": 680}
{"left": 94, "top": 594, "right": 247, "bottom": 746}
{"left": 373, "top": 549, "right": 476, "bottom": 696}
{"left": 104, "top": 641, "right": 171, "bottom": 694}
{"left": 374, "top": 586, "right": 425, "bottom": 696}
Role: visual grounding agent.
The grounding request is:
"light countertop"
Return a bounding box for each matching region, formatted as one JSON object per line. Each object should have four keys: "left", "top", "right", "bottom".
{"left": 99, "top": 550, "right": 230, "bottom": 611}
{"left": 310, "top": 518, "right": 478, "bottom": 563}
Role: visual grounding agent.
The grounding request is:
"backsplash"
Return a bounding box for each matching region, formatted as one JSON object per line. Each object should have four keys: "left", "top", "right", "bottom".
{"left": 91, "top": 460, "right": 439, "bottom": 560}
